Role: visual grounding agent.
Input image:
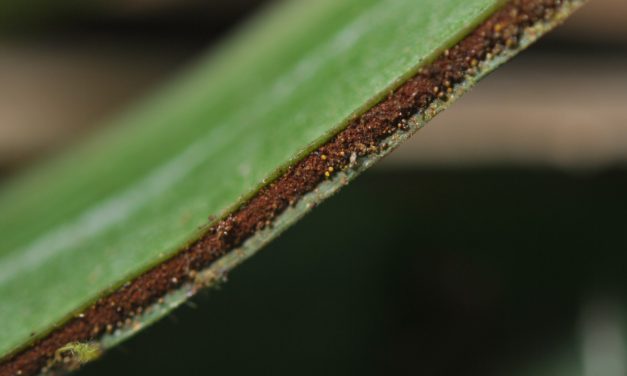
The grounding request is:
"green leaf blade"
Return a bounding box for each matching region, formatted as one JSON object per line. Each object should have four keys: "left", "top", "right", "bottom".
{"left": 0, "top": 0, "right": 575, "bottom": 362}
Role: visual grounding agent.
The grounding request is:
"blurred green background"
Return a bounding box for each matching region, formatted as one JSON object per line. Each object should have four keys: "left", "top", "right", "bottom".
{"left": 1, "top": 0, "right": 626, "bottom": 374}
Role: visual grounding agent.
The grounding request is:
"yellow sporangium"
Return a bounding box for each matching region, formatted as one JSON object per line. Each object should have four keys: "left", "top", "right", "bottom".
{"left": 53, "top": 342, "right": 101, "bottom": 370}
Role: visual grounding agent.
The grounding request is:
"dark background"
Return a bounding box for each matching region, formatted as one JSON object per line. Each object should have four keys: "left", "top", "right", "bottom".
{"left": 88, "top": 170, "right": 627, "bottom": 375}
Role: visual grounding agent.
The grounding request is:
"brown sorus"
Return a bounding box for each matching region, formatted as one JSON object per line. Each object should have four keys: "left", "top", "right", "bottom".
{"left": 0, "top": 1, "right": 575, "bottom": 375}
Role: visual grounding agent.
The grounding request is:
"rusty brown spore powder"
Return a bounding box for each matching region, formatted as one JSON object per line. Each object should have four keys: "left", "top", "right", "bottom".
{"left": 0, "top": 1, "right": 572, "bottom": 374}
